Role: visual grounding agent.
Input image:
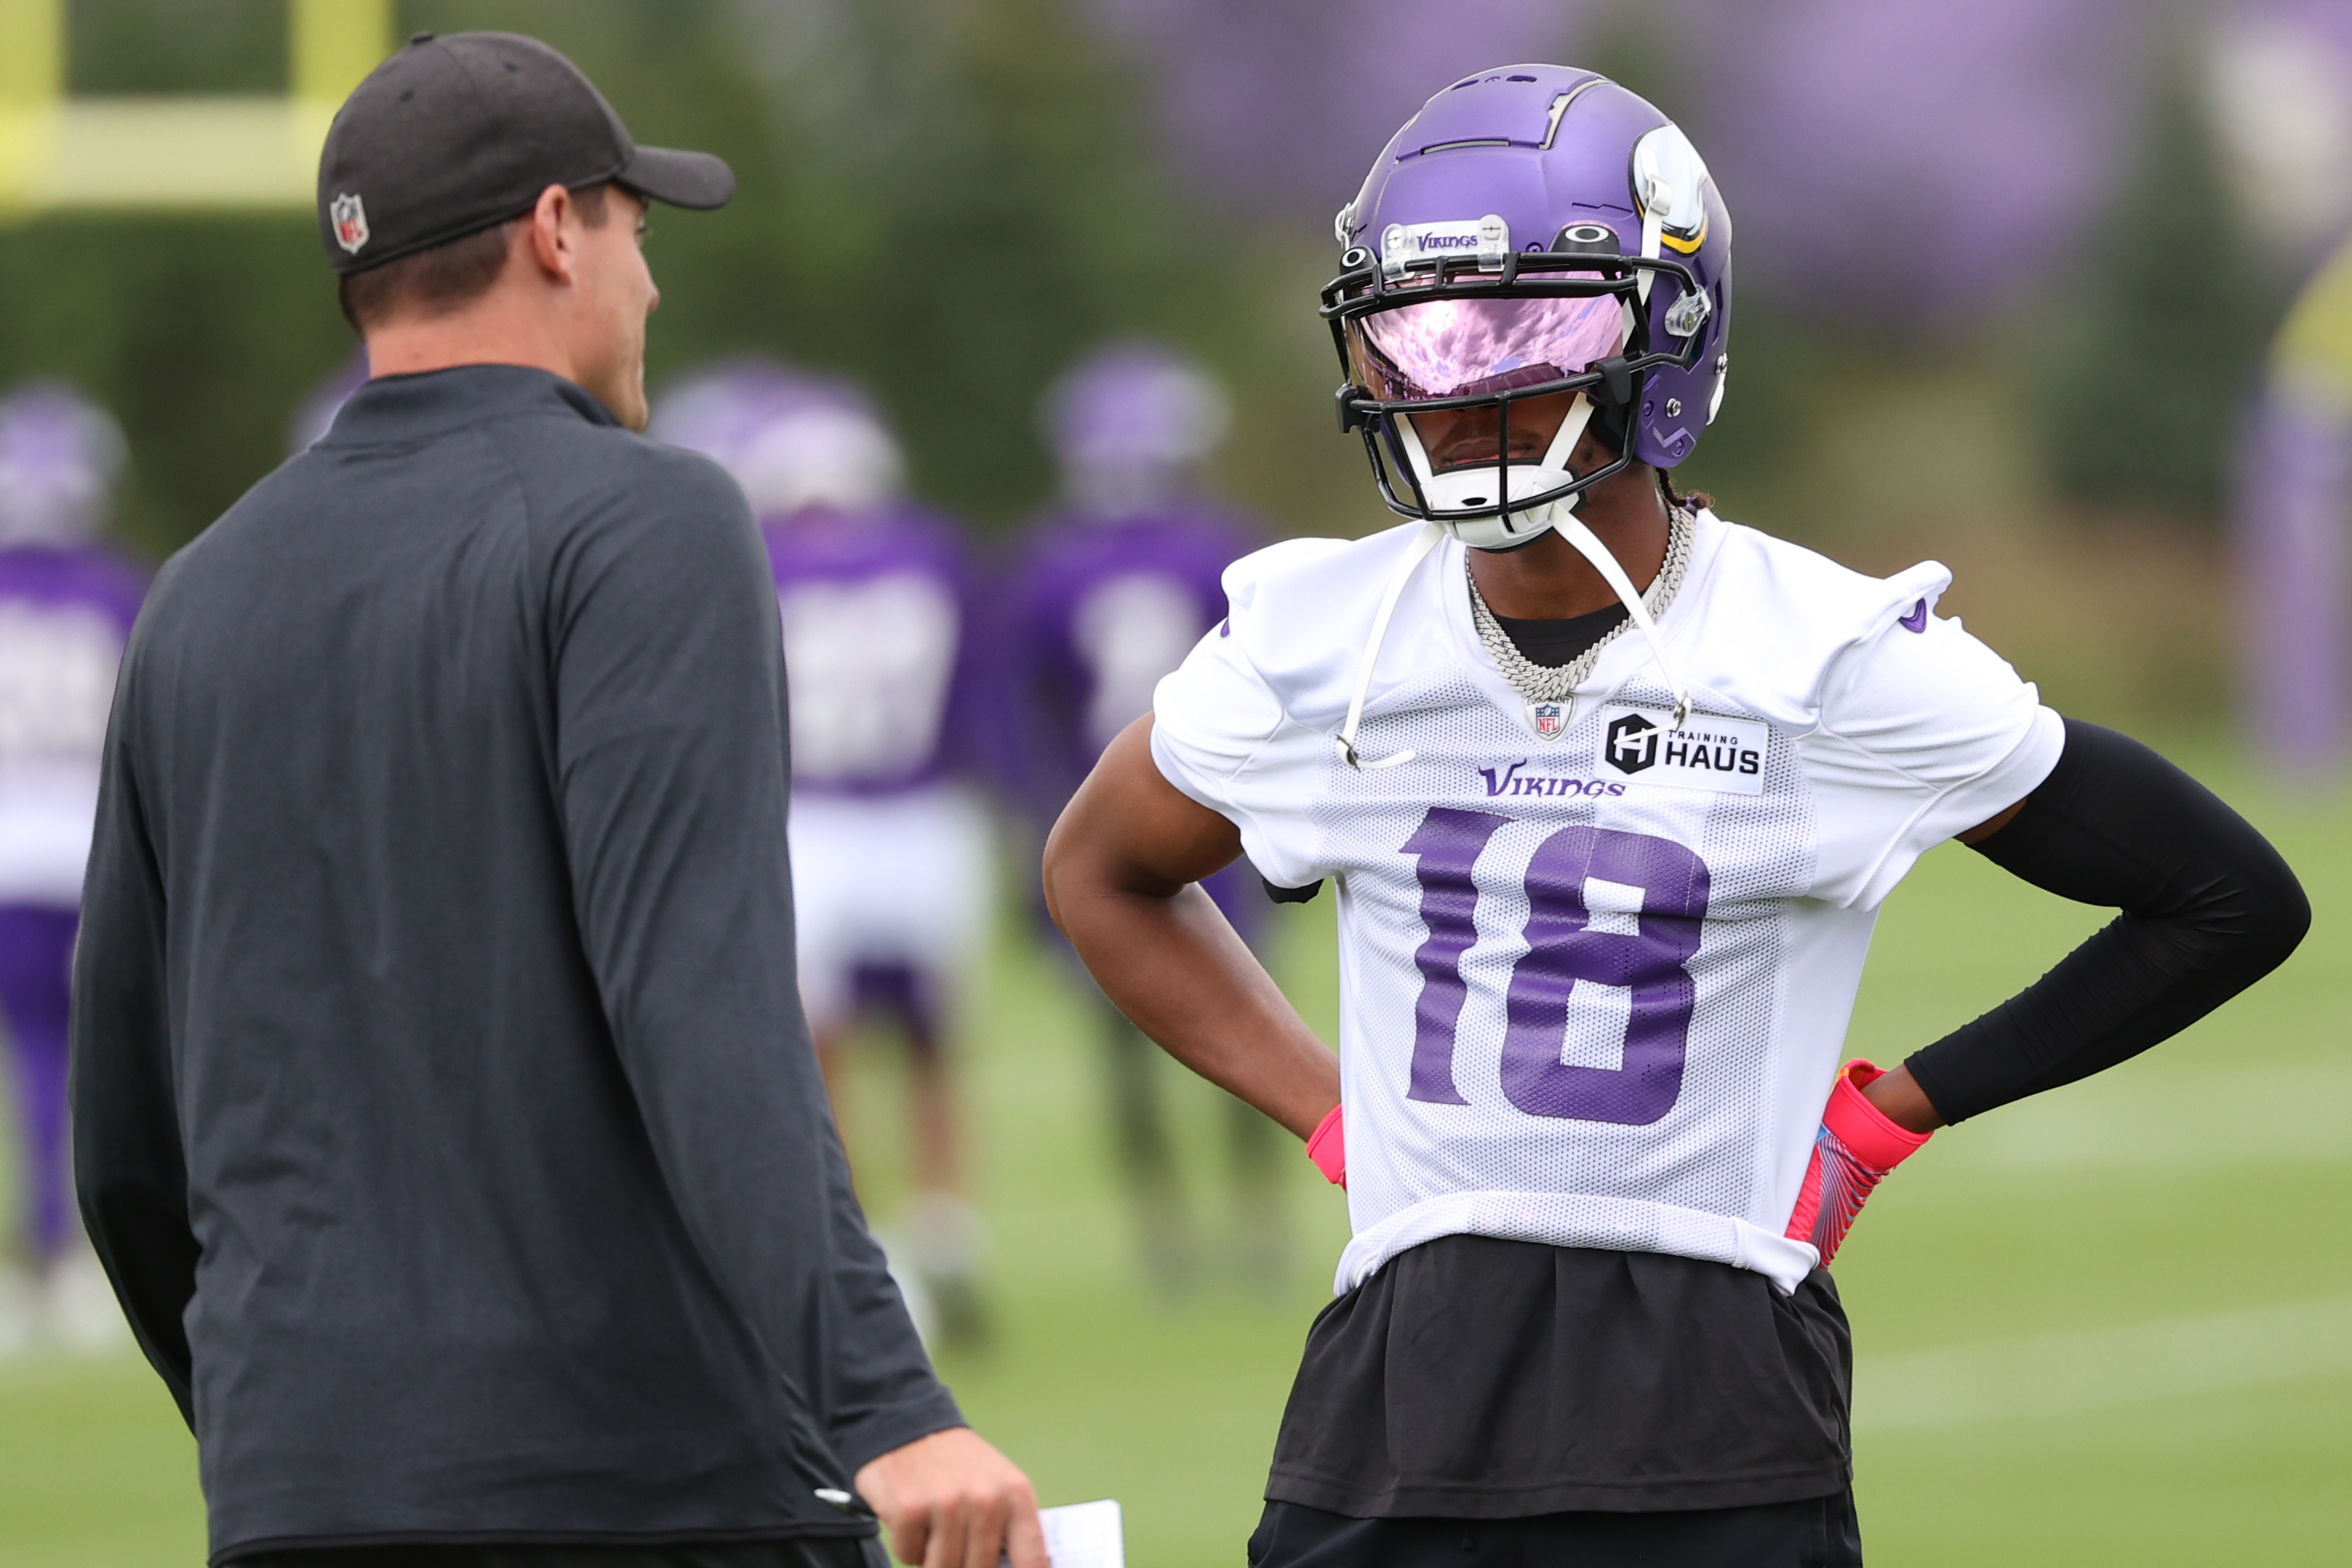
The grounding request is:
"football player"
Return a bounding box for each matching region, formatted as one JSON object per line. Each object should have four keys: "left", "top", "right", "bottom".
{"left": 0, "top": 385, "right": 146, "bottom": 1353}
{"left": 1043, "top": 69, "right": 2309, "bottom": 1566}
{"left": 1009, "top": 342, "right": 1291, "bottom": 1295}
{"left": 653, "top": 361, "right": 996, "bottom": 1345}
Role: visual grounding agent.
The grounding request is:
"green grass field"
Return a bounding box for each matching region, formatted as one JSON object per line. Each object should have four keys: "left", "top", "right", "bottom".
{"left": 3, "top": 749, "right": 2347, "bottom": 1566}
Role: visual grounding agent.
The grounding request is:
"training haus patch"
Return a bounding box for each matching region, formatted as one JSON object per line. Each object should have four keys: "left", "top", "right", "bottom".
{"left": 1597, "top": 705, "right": 1769, "bottom": 795}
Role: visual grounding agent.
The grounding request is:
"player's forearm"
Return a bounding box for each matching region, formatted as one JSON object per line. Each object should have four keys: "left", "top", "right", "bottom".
{"left": 1052, "top": 876, "right": 1338, "bottom": 1139}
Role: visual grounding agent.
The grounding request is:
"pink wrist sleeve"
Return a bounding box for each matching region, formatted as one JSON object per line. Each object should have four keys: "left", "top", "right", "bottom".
{"left": 1783, "top": 1060, "right": 1934, "bottom": 1265}
{"left": 1305, "top": 1103, "right": 1346, "bottom": 1188}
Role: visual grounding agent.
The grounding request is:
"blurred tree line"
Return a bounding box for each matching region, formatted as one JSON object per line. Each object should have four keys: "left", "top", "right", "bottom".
{"left": 2042, "top": 55, "right": 2283, "bottom": 524}
{"left": 0, "top": 0, "right": 1235, "bottom": 560}
{"left": 1670, "top": 35, "right": 2290, "bottom": 538}
{"left": 0, "top": 0, "right": 2306, "bottom": 574}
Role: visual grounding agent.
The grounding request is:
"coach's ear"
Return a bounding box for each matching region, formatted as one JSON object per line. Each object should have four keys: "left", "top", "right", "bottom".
{"left": 523, "top": 182, "right": 585, "bottom": 284}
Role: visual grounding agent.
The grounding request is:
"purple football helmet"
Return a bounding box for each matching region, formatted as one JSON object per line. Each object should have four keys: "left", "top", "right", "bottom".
{"left": 650, "top": 358, "right": 907, "bottom": 517}
{"left": 1041, "top": 339, "right": 1231, "bottom": 516}
{"left": 0, "top": 383, "right": 127, "bottom": 548}
{"left": 1325, "top": 67, "right": 1732, "bottom": 551}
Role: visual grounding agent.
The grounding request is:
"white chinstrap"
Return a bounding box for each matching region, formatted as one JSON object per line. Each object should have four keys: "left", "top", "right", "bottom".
{"left": 1466, "top": 504, "right": 1694, "bottom": 706}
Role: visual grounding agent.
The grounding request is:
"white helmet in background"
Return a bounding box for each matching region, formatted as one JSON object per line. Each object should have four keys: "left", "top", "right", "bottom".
{"left": 651, "top": 359, "right": 907, "bottom": 516}
{"left": 1040, "top": 340, "right": 1231, "bottom": 516}
{"left": 0, "top": 383, "right": 127, "bottom": 548}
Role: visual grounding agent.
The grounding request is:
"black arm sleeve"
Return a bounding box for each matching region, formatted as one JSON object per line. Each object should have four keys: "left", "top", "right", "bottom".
{"left": 1903, "top": 718, "right": 2309, "bottom": 1124}
{"left": 70, "top": 638, "right": 200, "bottom": 1425}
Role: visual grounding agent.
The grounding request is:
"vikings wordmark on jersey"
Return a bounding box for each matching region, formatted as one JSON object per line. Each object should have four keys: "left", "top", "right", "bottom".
{"left": 1153, "top": 510, "right": 2061, "bottom": 1295}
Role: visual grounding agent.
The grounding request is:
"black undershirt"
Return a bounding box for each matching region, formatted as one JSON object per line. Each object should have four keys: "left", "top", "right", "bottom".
{"left": 1489, "top": 601, "right": 1627, "bottom": 667}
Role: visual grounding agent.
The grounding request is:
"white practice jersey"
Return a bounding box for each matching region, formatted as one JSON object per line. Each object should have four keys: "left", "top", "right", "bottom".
{"left": 1151, "top": 511, "right": 2062, "bottom": 1295}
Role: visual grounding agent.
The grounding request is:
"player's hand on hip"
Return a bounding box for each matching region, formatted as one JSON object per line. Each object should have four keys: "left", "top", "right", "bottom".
{"left": 1784, "top": 1060, "right": 1936, "bottom": 1267}
{"left": 855, "top": 1426, "right": 1047, "bottom": 1568}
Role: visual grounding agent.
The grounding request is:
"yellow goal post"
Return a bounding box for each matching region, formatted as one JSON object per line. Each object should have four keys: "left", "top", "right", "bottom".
{"left": 0, "top": 0, "right": 392, "bottom": 217}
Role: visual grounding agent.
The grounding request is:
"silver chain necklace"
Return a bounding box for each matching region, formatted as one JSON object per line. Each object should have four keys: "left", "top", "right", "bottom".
{"left": 1467, "top": 506, "right": 1694, "bottom": 703}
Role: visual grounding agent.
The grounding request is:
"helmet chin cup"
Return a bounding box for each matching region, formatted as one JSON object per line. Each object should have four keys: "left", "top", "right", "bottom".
{"left": 1420, "top": 467, "right": 1577, "bottom": 550}
{"left": 1396, "top": 393, "right": 1596, "bottom": 552}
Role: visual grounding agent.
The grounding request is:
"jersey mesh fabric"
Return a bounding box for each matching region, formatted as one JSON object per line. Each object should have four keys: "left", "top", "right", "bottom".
{"left": 1307, "top": 664, "right": 1818, "bottom": 1290}
{"left": 1153, "top": 513, "right": 2062, "bottom": 1295}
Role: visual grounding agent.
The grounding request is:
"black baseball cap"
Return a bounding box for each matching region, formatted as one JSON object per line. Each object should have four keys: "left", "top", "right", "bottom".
{"left": 317, "top": 31, "right": 734, "bottom": 275}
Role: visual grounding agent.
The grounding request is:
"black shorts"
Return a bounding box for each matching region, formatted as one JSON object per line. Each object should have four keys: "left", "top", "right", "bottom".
{"left": 1247, "top": 1492, "right": 1862, "bottom": 1568}
{"left": 1268, "top": 1238, "right": 1853, "bottom": 1517}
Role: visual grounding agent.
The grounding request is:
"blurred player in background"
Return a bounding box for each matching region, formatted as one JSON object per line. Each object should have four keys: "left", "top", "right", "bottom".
{"left": 1009, "top": 341, "right": 1288, "bottom": 1296}
{"left": 0, "top": 385, "right": 144, "bottom": 1353}
{"left": 654, "top": 361, "right": 996, "bottom": 1344}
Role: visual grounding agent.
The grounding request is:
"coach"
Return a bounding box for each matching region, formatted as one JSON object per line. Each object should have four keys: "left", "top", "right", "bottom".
{"left": 69, "top": 33, "right": 1040, "bottom": 1568}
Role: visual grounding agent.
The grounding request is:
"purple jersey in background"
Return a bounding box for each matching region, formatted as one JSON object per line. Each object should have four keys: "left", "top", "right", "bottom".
{"left": 766, "top": 503, "right": 993, "bottom": 797}
{"left": 1008, "top": 505, "right": 1254, "bottom": 815}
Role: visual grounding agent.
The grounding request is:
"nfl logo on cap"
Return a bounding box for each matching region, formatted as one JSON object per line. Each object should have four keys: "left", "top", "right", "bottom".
{"left": 330, "top": 193, "right": 370, "bottom": 254}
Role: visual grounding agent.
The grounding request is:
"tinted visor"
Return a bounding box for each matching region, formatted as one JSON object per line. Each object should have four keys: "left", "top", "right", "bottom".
{"left": 1346, "top": 286, "right": 1627, "bottom": 405}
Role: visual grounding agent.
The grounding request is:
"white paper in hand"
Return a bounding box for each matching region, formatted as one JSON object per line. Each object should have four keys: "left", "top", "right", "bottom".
{"left": 1005, "top": 1498, "right": 1123, "bottom": 1568}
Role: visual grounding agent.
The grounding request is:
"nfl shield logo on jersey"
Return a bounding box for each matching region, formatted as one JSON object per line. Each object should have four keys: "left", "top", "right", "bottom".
{"left": 1528, "top": 700, "right": 1567, "bottom": 739}
{"left": 330, "top": 193, "right": 370, "bottom": 254}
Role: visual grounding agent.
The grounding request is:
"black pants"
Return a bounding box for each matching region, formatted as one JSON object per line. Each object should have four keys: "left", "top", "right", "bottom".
{"left": 1248, "top": 1492, "right": 1863, "bottom": 1568}
{"left": 232, "top": 1538, "right": 877, "bottom": 1568}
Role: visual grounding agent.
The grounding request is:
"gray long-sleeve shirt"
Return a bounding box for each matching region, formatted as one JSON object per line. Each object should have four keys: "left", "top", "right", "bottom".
{"left": 70, "top": 364, "right": 958, "bottom": 1563}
